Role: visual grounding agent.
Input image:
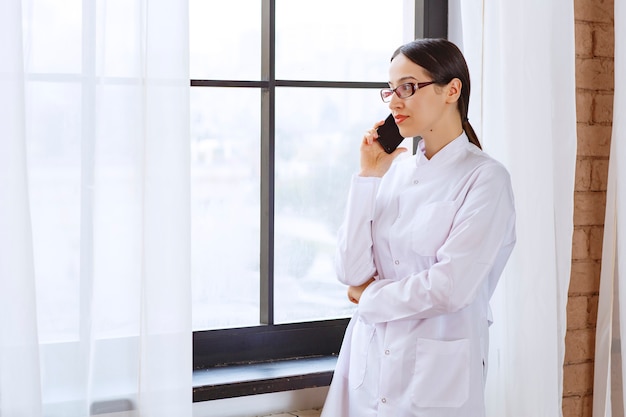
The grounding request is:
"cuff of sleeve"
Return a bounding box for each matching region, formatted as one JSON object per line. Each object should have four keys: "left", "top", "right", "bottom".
{"left": 347, "top": 174, "right": 381, "bottom": 222}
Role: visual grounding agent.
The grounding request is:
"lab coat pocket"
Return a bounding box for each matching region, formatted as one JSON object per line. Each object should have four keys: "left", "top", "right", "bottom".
{"left": 348, "top": 318, "right": 375, "bottom": 390}
{"left": 409, "top": 201, "right": 456, "bottom": 257}
{"left": 413, "top": 338, "right": 470, "bottom": 408}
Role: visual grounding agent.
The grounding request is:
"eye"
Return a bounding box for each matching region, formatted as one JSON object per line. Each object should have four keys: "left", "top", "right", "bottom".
{"left": 397, "top": 83, "right": 415, "bottom": 96}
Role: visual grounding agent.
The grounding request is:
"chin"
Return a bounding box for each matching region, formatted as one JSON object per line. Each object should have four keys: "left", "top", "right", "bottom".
{"left": 399, "top": 128, "right": 419, "bottom": 138}
{"left": 398, "top": 122, "right": 419, "bottom": 138}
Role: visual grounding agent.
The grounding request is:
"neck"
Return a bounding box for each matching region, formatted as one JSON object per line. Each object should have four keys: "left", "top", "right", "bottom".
{"left": 421, "top": 124, "right": 463, "bottom": 159}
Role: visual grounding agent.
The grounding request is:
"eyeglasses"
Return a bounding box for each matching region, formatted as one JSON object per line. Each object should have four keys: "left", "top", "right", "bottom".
{"left": 380, "top": 81, "right": 435, "bottom": 102}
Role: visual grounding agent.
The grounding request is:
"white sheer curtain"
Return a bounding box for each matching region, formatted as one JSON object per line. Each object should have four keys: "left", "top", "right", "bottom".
{"left": 450, "top": 1, "right": 577, "bottom": 416}
{"left": 593, "top": 1, "right": 624, "bottom": 415}
{"left": 0, "top": 0, "right": 191, "bottom": 416}
{"left": 0, "top": 1, "right": 43, "bottom": 416}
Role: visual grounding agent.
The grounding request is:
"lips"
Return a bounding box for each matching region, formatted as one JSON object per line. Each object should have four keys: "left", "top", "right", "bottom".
{"left": 394, "top": 115, "right": 408, "bottom": 124}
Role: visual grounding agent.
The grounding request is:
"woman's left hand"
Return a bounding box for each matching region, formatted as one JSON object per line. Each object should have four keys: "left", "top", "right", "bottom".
{"left": 348, "top": 277, "right": 376, "bottom": 304}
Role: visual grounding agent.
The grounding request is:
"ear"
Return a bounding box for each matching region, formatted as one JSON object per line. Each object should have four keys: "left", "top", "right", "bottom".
{"left": 445, "top": 78, "right": 462, "bottom": 104}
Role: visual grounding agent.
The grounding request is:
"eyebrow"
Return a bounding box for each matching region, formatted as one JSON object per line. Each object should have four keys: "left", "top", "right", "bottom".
{"left": 388, "top": 76, "right": 418, "bottom": 86}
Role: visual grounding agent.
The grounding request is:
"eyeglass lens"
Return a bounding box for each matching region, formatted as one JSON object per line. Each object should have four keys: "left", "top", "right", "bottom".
{"left": 380, "top": 83, "right": 416, "bottom": 102}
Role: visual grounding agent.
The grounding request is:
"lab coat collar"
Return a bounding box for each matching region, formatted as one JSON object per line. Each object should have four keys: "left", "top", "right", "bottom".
{"left": 416, "top": 131, "right": 470, "bottom": 167}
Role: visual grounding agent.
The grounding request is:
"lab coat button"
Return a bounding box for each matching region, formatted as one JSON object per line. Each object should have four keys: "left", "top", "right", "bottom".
{"left": 381, "top": 397, "right": 387, "bottom": 404}
{"left": 394, "top": 260, "right": 399, "bottom": 265}
{"left": 384, "top": 349, "right": 390, "bottom": 355}
{"left": 413, "top": 179, "right": 419, "bottom": 184}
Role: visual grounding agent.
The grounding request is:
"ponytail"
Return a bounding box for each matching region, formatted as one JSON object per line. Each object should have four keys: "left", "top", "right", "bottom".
{"left": 459, "top": 95, "right": 481, "bottom": 149}
{"left": 462, "top": 118, "right": 481, "bottom": 149}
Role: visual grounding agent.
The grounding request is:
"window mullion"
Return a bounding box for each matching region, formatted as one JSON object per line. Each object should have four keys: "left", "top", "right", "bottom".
{"left": 416, "top": 0, "right": 448, "bottom": 39}
{"left": 260, "top": 0, "right": 276, "bottom": 325}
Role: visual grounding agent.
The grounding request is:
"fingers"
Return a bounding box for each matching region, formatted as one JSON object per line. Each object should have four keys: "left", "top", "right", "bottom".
{"left": 347, "top": 277, "right": 377, "bottom": 304}
{"left": 363, "top": 120, "right": 385, "bottom": 146}
{"left": 363, "top": 128, "right": 379, "bottom": 146}
{"left": 347, "top": 285, "right": 362, "bottom": 304}
{"left": 347, "top": 287, "right": 358, "bottom": 304}
{"left": 360, "top": 120, "right": 403, "bottom": 178}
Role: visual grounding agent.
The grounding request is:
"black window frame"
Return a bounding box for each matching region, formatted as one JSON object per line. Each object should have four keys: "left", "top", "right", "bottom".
{"left": 191, "top": 0, "right": 448, "bottom": 402}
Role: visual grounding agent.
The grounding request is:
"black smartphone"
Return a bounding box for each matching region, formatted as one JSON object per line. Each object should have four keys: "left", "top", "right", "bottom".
{"left": 376, "top": 114, "right": 405, "bottom": 154}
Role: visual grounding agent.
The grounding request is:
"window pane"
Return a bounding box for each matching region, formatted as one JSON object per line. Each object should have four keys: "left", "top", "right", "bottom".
{"left": 92, "top": 84, "right": 143, "bottom": 338}
{"left": 190, "top": 87, "right": 261, "bottom": 330}
{"left": 274, "top": 87, "right": 397, "bottom": 324}
{"left": 27, "top": 0, "right": 82, "bottom": 74}
{"left": 275, "top": 0, "right": 405, "bottom": 81}
{"left": 97, "top": 0, "right": 142, "bottom": 78}
{"left": 27, "top": 82, "right": 82, "bottom": 342}
{"left": 189, "top": 0, "right": 261, "bottom": 80}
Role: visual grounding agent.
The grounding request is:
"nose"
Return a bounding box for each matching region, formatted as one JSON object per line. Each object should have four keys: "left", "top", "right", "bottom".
{"left": 388, "top": 93, "right": 403, "bottom": 110}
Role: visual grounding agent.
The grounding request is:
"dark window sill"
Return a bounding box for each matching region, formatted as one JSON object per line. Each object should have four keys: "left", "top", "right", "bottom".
{"left": 192, "top": 355, "right": 337, "bottom": 402}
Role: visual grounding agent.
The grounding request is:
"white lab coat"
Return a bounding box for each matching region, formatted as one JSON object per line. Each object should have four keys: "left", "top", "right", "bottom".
{"left": 321, "top": 133, "right": 516, "bottom": 417}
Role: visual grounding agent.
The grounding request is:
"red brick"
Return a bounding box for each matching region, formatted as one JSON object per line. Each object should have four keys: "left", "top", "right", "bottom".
{"left": 567, "top": 295, "right": 589, "bottom": 330}
{"left": 593, "top": 92, "right": 614, "bottom": 124}
{"left": 574, "top": 0, "right": 614, "bottom": 24}
{"left": 590, "top": 158, "right": 610, "bottom": 191}
{"left": 577, "top": 124, "right": 612, "bottom": 157}
{"left": 572, "top": 227, "right": 590, "bottom": 260}
{"left": 563, "top": 394, "right": 583, "bottom": 417}
{"left": 563, "top": 362, "right": 594, "bottom": 395}
{"left": 589, "top": 226, "right": 605, "bottom": 260}
{"left": 569, "top": 261, "right": 601, "bottom": 295}
{"left": 587, "top": 295, "right": 598, "bottom": 327}
{"left": 575, "top": 57, "right": 614, "bottom": 91}
{"left": 565, "top": 329, "right": 596, "bottom": 363}
{"left": 594, "top": 23, "right": 615, "bottom": 58}
{"left": 574, "top": 191, "right": 607, "bottom": 226}
{"left": 575, "top": 158, "right": 592, "bottom": 191}
{"left": 582, "top": 394, "right": 593, "bottom": 417}
{"left": 575, "top": 22, "right": 594, "bottom": 57}
{"left": 576, "top": 90, "right": 594, "bottom": 124}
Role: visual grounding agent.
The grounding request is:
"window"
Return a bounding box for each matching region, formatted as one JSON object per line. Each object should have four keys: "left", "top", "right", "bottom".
{"left": 191, "top": 0, "right": 448, "bottom": 401}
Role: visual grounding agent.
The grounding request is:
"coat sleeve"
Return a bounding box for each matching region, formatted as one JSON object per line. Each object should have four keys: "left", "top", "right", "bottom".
{"left": 357, "top": 164, "right": 516, "bottom": 324}
{"left": 334, "top": 174, "right": 381, "bottom": 286}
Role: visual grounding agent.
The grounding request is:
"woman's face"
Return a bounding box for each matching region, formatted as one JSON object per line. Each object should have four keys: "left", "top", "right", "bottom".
{"left": 387, "top": 53, "right": 450, "bottom": 139}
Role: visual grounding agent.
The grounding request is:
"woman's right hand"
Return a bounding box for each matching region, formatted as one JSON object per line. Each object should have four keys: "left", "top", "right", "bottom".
{"left": 359, "top": 120, "right": 408, "bottom": 178}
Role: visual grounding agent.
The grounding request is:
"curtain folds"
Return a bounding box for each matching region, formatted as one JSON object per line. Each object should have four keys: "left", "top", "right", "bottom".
{"left": 0, "top": 0, "right": 191, "bottom": 416}
{"left": 593, "top": 1, "right": 624, "bottom": 415}
{"left": 451, "top": 1, "right": 577, "bottom": 416}
{"left": 0, "top": 1, "right": 43, "bottom": 416}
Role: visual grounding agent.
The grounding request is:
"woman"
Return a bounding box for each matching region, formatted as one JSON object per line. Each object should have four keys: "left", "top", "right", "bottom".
{"left": 320, "top": 38, "right": 516, "bottom": 417}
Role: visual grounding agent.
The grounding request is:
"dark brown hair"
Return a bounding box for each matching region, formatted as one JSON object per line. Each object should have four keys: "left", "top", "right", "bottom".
{"left": 391, "top": 38, "right": 481, "bottom": 149}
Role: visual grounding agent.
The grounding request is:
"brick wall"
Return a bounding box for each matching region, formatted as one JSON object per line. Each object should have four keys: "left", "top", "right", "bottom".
{"left": 563, "top": 1, "right": 614, "bottom": 416}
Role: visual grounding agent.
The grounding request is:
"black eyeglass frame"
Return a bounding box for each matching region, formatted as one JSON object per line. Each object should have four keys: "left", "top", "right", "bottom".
{"left": 380, "top": 81, "right": 435, "bottom": 102}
